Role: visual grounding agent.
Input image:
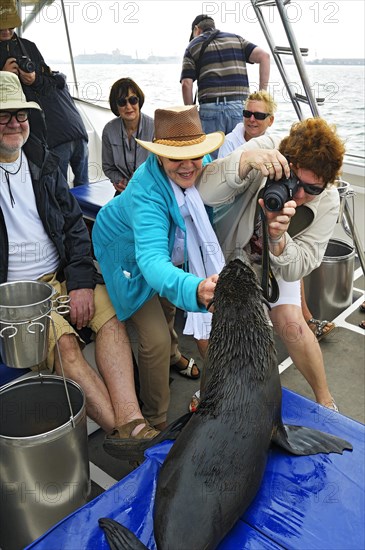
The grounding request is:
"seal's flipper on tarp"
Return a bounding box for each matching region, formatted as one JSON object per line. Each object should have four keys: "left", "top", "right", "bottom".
{"left": 160, "top": 411, "right": 193, "bottom": 440}
{"left": 99, "top": 518, "right": 147, "bottom": 550}
{"left": 273, "top": 424, "right": 353, "bottom": 456}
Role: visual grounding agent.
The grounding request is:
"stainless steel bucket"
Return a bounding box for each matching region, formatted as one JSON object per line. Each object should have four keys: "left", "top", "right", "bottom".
{"left": 0, "top": 280, "right": 55, "bottom": 368}
{"left": 0, "top": 375, "right": 90, "bottom": 550}
{"left": 304, "top": 238, "right": 355, "bottom": 321}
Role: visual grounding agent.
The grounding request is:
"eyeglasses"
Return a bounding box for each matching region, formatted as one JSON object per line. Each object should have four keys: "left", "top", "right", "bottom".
{"left": 167, "top": 156, "right": 204, "bottom": 162}
{"left": 117, "top": 95, "right": 139, "bottom": 107}
{"left": 296, "top": 178, "right": 326, "bottom": 195}
{"left": 243, "top": 110, "right": 271, "bottom": 120}
{"left": 0, "top": 110, "right": 29, "bottom": 125}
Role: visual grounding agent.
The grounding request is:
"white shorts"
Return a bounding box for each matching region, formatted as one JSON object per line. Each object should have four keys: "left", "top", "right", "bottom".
{"left": 270, "top": 279, "right": 301, "bottom": 308}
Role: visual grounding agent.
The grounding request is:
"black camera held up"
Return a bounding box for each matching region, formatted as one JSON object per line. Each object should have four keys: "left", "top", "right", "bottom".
{"left": 16, "top": 55, "right": 35, "bottom": 73}
{"left": 8, "top": 36, "right": 35, "bottom": 73}
{"left": 263, "top": 172, "right": 299, "bottom": 212}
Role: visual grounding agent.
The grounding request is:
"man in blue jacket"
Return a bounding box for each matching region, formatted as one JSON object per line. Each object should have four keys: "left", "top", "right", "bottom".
{"left": 0, "top": 72, "right": 160, "bottom": 447}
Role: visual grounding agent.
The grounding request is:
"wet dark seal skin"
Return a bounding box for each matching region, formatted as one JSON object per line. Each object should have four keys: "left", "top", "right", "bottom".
{"left": 99, "top": 259, "right": 352, "bottom": 550}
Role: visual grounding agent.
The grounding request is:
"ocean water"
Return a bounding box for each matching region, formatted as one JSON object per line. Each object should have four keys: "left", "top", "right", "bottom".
{"left": 60, "top": 62, "right": 365, "bottom": 158}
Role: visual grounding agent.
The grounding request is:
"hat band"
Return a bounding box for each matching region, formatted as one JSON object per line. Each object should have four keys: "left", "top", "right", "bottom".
{"left": 154, "top": 134, "right": 205, "bottom": 147}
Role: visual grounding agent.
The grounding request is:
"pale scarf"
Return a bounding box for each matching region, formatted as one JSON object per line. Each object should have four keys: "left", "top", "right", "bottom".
{"left": 170, "top": 180, "right": 225, "bottom": 339}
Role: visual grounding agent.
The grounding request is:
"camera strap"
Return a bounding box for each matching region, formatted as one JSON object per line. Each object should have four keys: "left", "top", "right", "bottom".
{"left": 17, "top": 36, "right": 30, "bottom": 58}
{"left": 260, "top": 207, "right": 280, "bottom": 303}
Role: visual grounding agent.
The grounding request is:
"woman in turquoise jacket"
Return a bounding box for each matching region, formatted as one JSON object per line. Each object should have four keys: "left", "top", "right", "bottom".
{"left": 92, "top": 105, "right": 224, "bottom": 438}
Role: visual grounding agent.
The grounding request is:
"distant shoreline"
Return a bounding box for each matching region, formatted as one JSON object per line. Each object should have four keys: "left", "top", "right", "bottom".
{"left": 52, "top": 55, "right": 364, "bottom": 66}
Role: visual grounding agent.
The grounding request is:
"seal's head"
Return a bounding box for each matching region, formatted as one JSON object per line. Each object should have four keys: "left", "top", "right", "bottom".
{"left": 214, "top": 259, "right": 263, "bottom": 309}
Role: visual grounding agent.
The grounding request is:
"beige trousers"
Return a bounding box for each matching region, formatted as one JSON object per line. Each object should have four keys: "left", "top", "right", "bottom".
{"left": 130, "top": 295, "right": 181, "bottom": 426}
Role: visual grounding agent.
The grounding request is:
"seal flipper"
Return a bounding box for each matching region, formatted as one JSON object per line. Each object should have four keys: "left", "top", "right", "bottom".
{"left": 273, "top": 423, "right": 353, "bottom": 456}
{"left": 159, "top": 411, "right": 193, "bottom": 441}
{"left": 99, "top": 518, "right": 148, "bottom": 550}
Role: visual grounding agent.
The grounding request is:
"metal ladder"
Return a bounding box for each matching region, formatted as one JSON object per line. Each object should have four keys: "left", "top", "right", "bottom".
{"left": 250, "top": 0, "right": 324, "bottom": 120}
{"left": 252, "top": 0, "right": 365, "bottom": 274}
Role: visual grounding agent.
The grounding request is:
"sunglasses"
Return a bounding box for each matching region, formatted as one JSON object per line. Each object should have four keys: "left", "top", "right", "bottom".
{"left": 243, "top": 110, "right": 271, "bottom": 120}
{"left": 0, "top": 110, "right": 29, "bottom": 125}
{"left": 117, "top": 95, "right": 139, "bottom": 107}
{"left": 167, "top": 156, "right": 204, "bottom": 162}
{"left": 296, "top": 178, "right": 326, "bottom": 195}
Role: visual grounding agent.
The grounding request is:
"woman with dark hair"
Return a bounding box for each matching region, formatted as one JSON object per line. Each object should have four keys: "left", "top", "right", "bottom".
{"left": 102, "top": 77, "right": 154, "bottom": 195}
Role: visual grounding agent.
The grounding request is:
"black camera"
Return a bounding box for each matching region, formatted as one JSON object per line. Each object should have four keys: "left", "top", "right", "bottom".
{"left": 16, "top": 55, "right": 35, "bottom": 73}
{"left": 263, "top": 172, "right": 299, "bottom": 211}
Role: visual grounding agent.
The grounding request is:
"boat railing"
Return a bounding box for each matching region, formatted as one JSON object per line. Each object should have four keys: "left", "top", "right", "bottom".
{"left": 19, "top": 0, "right": 79, "bottom": 97}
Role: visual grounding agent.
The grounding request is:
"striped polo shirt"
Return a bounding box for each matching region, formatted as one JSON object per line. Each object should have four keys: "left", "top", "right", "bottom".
{"left": 180, "top": 30, "right": 257, "bottom": 102}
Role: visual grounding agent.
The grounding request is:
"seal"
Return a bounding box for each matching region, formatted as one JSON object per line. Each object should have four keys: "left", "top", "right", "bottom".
{"left": 99, "top": 259, "right": 352, "bottom": 550}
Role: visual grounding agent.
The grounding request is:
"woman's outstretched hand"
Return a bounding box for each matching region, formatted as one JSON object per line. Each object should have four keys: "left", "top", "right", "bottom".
{"left": 197, "top": 274, "right": 219, "bottom": 310}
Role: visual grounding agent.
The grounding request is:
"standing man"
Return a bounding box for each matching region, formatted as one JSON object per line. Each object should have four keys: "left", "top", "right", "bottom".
{"left": 0, "top": 71, "right": 161, "bottom": 449}
{"left": 180, "top": 14, "right": 270, "bottom": 157}
{"left": 0, "top": 0, "right": 89, "bottom": 186}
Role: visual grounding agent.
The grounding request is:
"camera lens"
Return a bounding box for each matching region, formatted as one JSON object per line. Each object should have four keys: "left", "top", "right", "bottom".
{"left": 264, "top": 184, "right": 288, "bottom": 211}
{"left": 18, "top": 56, "right": 35, "bottom": 73}
{"left": 265, "top": 194, "right": 282, "bottom": 211}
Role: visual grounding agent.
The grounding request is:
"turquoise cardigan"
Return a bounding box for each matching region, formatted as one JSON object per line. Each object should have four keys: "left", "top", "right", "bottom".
{"left": 92, "top": 154, "right": 207, "bottom": 321}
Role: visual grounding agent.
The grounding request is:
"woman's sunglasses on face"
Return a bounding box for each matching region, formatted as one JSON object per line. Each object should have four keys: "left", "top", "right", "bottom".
{"left": 296, "top": 178, "right": 326, "bottom": 195}
{"left": 243, "top": 109, "right": 271, "bottom": 120}
{"left": 290, "top": 170, "right": 326, "bottom": 195}
{"left": 117, "top": 95, "right": 139, "bottom": 107}
{"left": 167, "top": 156, "right": 204, "bottom": 163}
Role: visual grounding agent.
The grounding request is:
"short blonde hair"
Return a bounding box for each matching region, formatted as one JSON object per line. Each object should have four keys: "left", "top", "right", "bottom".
{"left": 245, "top": 91, "right": 277, "bottom": 115}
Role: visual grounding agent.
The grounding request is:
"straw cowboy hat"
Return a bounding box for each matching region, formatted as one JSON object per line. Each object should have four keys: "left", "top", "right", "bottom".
{"left": 136, "top": 106, "right": 224, "bottom": 160}
{"left": 0, "top": 72, "right": 42, "bottom": 111}
{"left": 0, "top": 0, "right": 21, "bottom": 29}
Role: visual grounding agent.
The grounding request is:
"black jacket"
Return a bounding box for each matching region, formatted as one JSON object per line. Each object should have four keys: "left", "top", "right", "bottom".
{"left": 0, "top": 34, "right": 88, "bottom": 148}
{"left": 0, "top": 134, "right": 97, "bottom": 291}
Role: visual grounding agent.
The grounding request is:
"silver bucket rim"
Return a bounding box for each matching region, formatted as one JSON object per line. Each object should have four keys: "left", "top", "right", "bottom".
{"left": 0, "top": 374, "right": 86, "bottom": 444}
{"left": 322, "top": 238, "right": 356, "bottom": 262}
{"left": 0, "top": 280, "right": 56, "bottom": 318}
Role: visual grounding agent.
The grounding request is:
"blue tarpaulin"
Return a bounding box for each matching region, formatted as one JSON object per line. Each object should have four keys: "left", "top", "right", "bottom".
{"left": 26, "top": 388, "right": 365, "bottom": 550}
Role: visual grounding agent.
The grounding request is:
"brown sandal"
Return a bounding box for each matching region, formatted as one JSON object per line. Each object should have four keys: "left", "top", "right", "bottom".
{"left": 307, "top": 318, "right": 336, "bottom": 341}
{"left": 103, "top": 418, "right": 162, "bottom": 461}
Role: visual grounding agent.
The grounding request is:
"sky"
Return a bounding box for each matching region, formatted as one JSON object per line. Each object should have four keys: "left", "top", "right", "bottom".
{"left": 21, "top": 0, "right": 365, "bottom": 62}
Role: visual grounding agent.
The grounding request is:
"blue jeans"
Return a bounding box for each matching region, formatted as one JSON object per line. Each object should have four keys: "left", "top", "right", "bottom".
{"left": 199, "top": 101, "right": 244, "bottom": 159}
{"left": 52, "top": 138, "right": 89, "bottom": 186}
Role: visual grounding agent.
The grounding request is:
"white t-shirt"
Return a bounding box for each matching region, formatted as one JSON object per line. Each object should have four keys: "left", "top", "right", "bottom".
{"left": 218, "top": 122, "right": 246, "bottom": 158}
{"left": 0, "top": 153, "right": 60, "bottom": 281}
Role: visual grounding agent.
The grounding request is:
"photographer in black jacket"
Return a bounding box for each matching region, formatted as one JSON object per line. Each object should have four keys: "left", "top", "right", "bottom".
{"left": 0, "top": 1, "right": 89, "bottom": 185}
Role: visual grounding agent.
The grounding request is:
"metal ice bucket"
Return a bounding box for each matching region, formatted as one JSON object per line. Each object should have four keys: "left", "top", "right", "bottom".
{"left": 304, "top": 238, "right": 355, "bottom": 321}
{"left": 0, "top": 280, "right": 68, "bottom": 369}
{"left": 0, "top": 374, "right": 90, "bottom": 550}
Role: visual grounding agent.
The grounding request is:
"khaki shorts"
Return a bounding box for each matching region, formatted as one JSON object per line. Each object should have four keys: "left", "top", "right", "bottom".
{"left": 39, "top": 273, "right": 116, "bottom": 370}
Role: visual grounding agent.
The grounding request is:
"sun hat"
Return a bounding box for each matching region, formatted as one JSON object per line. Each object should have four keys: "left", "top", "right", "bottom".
{"left": 0, "top": 0, "right": 21, "bottom": 29}
{"left": 189, "top": 14, "right": 215, "bottom": 41}
{"left": 135, "top": 106, "right": 224, "bottom": 160}
{"left": 0, "top": 72, "right": 42, "bottom": 111}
